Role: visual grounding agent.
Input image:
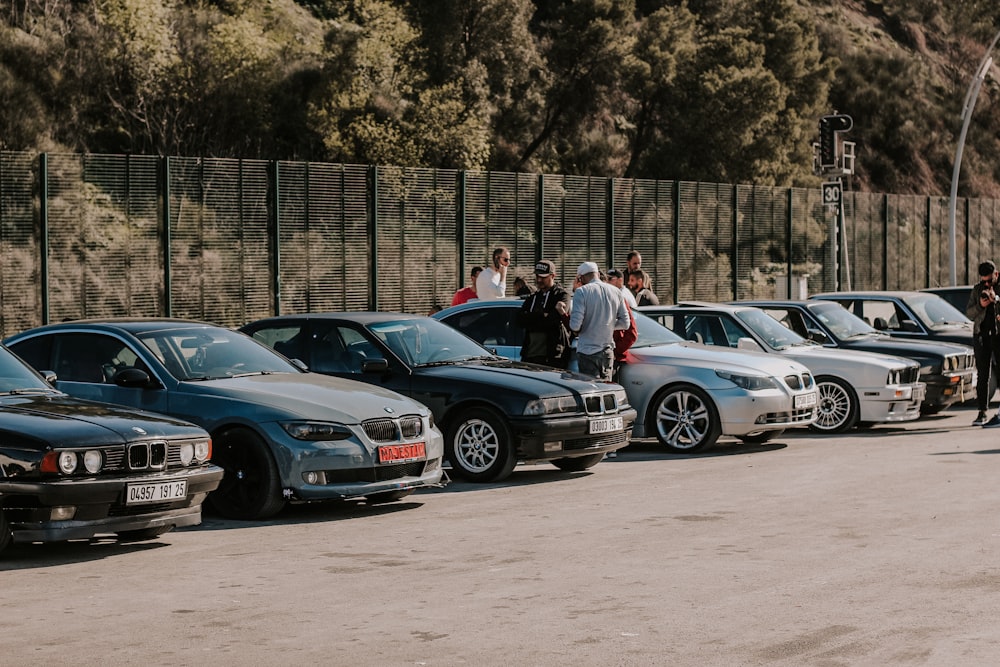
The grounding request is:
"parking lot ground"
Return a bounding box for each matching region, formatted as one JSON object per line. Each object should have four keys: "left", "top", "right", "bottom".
{"left": 4, "top": 406, "right": 1000, "bottom": 666}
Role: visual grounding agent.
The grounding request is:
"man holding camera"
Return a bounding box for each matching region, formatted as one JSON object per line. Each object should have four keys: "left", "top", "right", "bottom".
{"left": 967, "top": 260, "right": 1000, "bottom": 426}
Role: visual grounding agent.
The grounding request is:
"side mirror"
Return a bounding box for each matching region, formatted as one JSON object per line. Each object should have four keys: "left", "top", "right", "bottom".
{"left": 290, "top": 358, "right": 309, "bottom": 371}
{"left": 362, "top": 358, "right": 390, "bottom": 373}
{"left": 899, "top": 319, "right": 921, "bottom": 332}
{"left": 40, "top": 370, "right": 58, "bottom": 385}
{"left": 736, "top": 337, "right": 764, "bottom": 352}
{"left": 113, "top": 367, "right": 158, "bottom": 388}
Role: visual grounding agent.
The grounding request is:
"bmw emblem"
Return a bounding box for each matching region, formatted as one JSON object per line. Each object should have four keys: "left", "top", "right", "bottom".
{"left": 384, "top": 407, "right": 394, "bottom": 414}
{"left": 132, "top": 427, "right": 147, "bottom": 435}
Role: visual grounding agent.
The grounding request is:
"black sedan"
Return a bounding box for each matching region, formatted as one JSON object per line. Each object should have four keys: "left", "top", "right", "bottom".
{"left": 241, "top": 313, "right": 636, "bottom": 482}
{"left": 738, "top": 299, "right": 976, "bottom": 412}
{"left": 0, "top": 344, "right": 222, "bottom": 554}
{"left": 809, "top": 291, "right": 973, "bottom": 346}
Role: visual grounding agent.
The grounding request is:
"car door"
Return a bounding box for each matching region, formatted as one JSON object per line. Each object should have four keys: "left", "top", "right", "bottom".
{"left": 12, "top": 331, "right": 173, "bottom": 415}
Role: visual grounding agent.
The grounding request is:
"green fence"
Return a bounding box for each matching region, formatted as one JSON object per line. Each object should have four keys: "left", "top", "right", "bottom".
{"left": 0, "top": 150, "right": 994, "bottom": 338}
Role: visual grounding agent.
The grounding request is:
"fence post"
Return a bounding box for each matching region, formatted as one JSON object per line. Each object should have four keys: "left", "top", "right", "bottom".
{"left": 38, "top": 153, "right": 49, "bottom": 325}
{"left": 457, "top": 170, "right": 466, "bottom": 288}
{"left": 672, "top": 180, "right": 680, "bottom": 304}
{"left": 269, "top": 160, "right": 281, "bottom": 316}
{"left": 368, "top": 165, "right": 379, "bottom": 310}
{"left": 731, "top": 184, "right": 739, "bottom": 300}
{"left": 882, "top": 194, "right": 889, "bottom": 289}
{"left": 925, "top": 196, "right": 932, "bottom": 288}
{"left": 786, "top": 188, "right": 793, "bottom": 299}
{"left": 159, "top": 156, "right": 171, "bottom": 317}
{"left": 536, "top": 174, "right": 545, "bottom": 264}
{"left": 606, "top": 178, "right": 615, "bottom": 272}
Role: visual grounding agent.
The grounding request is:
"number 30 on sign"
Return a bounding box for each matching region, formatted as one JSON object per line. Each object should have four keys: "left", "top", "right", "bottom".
{"left": 822, "top": 181, "right": 842, "bottom": 206}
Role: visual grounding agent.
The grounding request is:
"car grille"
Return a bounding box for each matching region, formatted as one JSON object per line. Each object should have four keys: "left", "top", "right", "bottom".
{"left": 564, "top": 430, "right": 629, "bottom": 451}
{"left": 583, "top": 392, "right": 620, "bottom": 415}
{"left": 783, "top": 373, "right": 814, "bottom": 390}
{"left": 888, "top": 366, "right": 921, "bottom": 385}
{"left": 102, "top": 439, "right": 201, "bottom": 472}
{"left": 322, "top": 461, "right": 426, "bottom": 484}
{"left": 757, "top": 408, "right": 815, "bottom": 425}
{"left": 362, "top": 416, "right": 424, "bottom": 442}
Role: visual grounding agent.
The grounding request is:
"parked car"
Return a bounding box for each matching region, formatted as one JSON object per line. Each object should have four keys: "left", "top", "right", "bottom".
{"left": 240, "top": 312, "right": 635, "bottom": 482}
{"left": 640, "top": 303, "right": 926, "bottom": 433}
{"left": 736, "top": 299, "right": 976, "bottom": 413}
{"left": 3, "top": 319, "right": 445, "bottom": 520}
{"left": 921, "top": 285, "right": 972, "bottom": 314}
{"left": 0, "top": 342, "right": 222, "bottom": 554}
{"left": 809, "top": 291, "right": 973, "bottom": 346}
{"left": 434, "top": 300, "right": 818, "bottom": 453}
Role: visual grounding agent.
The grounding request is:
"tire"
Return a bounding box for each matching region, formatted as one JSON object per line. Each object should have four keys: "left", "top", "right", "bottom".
{"left": 365, "top": 489, "right": 415, "bottom": 504}
{"left": 551, "top": 453, "right": 605, "bottom": 472}
{"left": 208, "top": 427, "right": 287, "bottom": 520}
{"left": 0, "top": 508, "right": 11, "bottom": 556}
{"left": 649, "top": 384, "right": 721, "bottom": 453}
{"left": 810, "top": 376, "right": 860, "bottom": 433}
{"left": 445, "top": 407, "right": 517, "bottom": 482}
{"left": 739, "top": 429, "right": 784, "bottom": 445}
{"left": 116, "top": 526, "right": 174, "bottom": 542}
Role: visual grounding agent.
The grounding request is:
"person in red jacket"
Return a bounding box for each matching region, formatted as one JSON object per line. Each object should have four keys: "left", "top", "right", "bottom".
{"left": 603, "top": 270, "right": 637, "bottom": 381}
{"left": 451, "top": 266, "right": 483, "bottom": 306}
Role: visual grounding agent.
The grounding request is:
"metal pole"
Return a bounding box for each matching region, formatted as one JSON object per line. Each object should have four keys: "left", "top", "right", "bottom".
{"left": 949, "top": 31, "right": 1000, "bottom": 285}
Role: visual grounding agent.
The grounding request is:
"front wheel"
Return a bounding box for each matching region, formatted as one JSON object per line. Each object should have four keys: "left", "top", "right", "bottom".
{"left": 445, "top": 407, "right": 517, "bottom": 482}
{"left": 208, "top": 427, "right": 287, "bottom": 520}
{"left": 810, "top": 377, "right": 859, "bottom": 433}
{"left": 649, "top": 384, "right": 721, "bottom": 453}
{"left": 551, "top": 453, "right": 605, "bottom": 472}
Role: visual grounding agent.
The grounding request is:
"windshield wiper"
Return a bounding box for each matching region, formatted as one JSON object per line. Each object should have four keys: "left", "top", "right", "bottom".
{"left": 415, "top": 360, "right": 462, "bottom": 368}
{"left": 1, "top": 387, "right": 60, "bottom": 395}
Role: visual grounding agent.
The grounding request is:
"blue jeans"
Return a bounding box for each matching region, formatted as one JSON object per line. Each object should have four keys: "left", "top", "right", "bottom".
{"left": 578, "top": 348, "right": 614, "bottom": 382}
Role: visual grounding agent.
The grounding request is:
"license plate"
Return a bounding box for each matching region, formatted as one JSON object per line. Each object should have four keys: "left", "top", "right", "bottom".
{"left": 589, "top": 416, "right": 624, "bottom": 434}
{"left": 794, "top": 392, "right": 818, "bottom": 409}
{"left": 378, "top": 442, "right": 426, "bottom": 464}
{"left": 126, "top": 480, "right": 187, "bottom": 505}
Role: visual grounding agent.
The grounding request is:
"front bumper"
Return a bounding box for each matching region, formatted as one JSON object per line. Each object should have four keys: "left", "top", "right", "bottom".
{"left": 858, "top": 382, "right": 926, "bottom": 423}
{"left": 508, "top": 407, "right": 637, "bottom": 460}
{"left": 712, "top": 387, "right": 818, "bottom": 436}
{"left": 1, "top": 465, "right": 224, "bottom": 543}
{"left": 921, "top": 370, "right": 976, "bottom": 409}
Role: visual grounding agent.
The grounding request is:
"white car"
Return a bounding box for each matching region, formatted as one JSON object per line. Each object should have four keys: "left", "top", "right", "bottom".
{"left": 435, "top": 300, "right": 818, "bottom": 453}
{"left": 641, "top": 302, "right": 926, "bottom": 433}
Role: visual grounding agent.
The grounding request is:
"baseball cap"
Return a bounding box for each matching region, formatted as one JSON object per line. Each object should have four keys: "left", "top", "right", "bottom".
{"left": 534, "top": 260, "right": 556, "bottom": 276}
{"left": 577, "top": 261, "right": 599, "bottom": 276}
{"left": 607, "top": 268, "right": 623, "bottom": 279}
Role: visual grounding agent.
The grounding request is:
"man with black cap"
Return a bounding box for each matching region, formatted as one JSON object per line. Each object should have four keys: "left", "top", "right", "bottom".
{"left": 517, "top": 259, "right": 573, "bottom": 369}
{"left": 968, "top": 260, "right": 1000, "bottom": 425}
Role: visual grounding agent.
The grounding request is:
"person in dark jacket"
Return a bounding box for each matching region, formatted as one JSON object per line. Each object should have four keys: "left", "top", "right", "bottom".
{"left": 517, "top": 260, "right": 572, "bottom": 369}
{"left": 968, "top": 260, "right": 1000, "bottom": 426}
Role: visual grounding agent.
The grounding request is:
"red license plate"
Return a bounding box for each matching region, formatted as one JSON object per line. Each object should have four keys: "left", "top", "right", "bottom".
{"left": 378, "top": 442, "right": 426, "bottom": 464}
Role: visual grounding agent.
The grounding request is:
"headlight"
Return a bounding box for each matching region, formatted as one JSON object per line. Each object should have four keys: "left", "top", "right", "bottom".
{"left": 613, "top": 388, "right": 629, "bottom": 408}
{"left": 82, "top": 450, "right": 103, "bottom": 473}
{"left": 715, "top": 369, "right": 778, "bottom": 391}
{"left": 57, "top": 451, "right": 77, "bottom": 474}
{"left": 194, "top": 439, "right": 212, "bottom": 462}
{"left": 280, "top": 421, "right": 353, "bottom": 441}
{"left": 179, "top": 443, "right": 194, "bottom": 465}
{"left": 523, "top": 396, "right": 579, "bottom": 416}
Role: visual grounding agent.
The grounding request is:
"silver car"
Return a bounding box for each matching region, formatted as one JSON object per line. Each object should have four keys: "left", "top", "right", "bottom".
{"left": 4, "top": 319, "right": 445, "bottom": 520}
{"left": 435, "top": 300, "right": 818, "bottom": 453}
{"left": 642, "top": 303, "right": 926, "bottom": 433}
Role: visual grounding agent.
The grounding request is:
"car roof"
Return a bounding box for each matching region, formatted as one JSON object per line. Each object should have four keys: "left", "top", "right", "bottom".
{"left": 246, "top": 312, "right": 427, "bottom": 325}
{"left": 5, "top": 318, "right": 222, "bottom": 338}
{"left": 639, "top": 302, "right": 747, "bottom": 314}
{"left": 733, "top": 299, "right": 814, "bottom": 307}
{"left": 810, "top": 291, "right": 929, "bottom": 299}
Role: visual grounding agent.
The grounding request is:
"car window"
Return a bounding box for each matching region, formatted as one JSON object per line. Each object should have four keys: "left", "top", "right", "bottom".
{"left": 759, "top": 307, "right": 809, "bottom": 338}
{"left": 137, "top": 327, "right": 298, "bottom": 380}
{"left": 308, "top": 323, "right": 373, "bottom": 374}
{"left": 857, "top": 300, "right": 902, "bottom": 330}
{"left": 50, "top": 333, "right": 137, "bottom": 383}
{"left": 7, "top": 335, "right": 52, "bottom": 373}
{"left": 0, "top": 344, "right": 60, "bottom": 392}
{"left": 682, "top": 315, "right": 729, "bottom": 346}
{"left": 252, "top": 325, "right": 305, "bottom": 361}
{"left": 907, "top": 293, "right": 970, "bottom": 326}
{"left": 442, "top": 308, "right": 524, "bottom": 348}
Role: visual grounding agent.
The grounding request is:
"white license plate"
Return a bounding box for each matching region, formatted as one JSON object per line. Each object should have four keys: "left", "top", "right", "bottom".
{"left": 795, "top": 392, "right": 818, "bottom": 409}
{"left": 126, "top": 480, "right": 188, "bottom": 505}
{"left": 589, "top": 416, "right": 624, "bottom": 434}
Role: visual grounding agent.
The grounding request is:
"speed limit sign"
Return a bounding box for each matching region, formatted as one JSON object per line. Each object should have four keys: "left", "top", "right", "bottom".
{"left": 822, "top": 181, "right": 842, "bottom": 206}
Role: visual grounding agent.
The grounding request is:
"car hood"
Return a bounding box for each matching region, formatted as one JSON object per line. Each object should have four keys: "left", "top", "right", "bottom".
{"left": 842, "top": 336, "right": 972, "bottom": 358}
{"left": 781, "top": 344, "right": 914, "bottom": 369}
{"left": 0, "top": 394, "right": 204, "bottom": 448}
{"left": 418, "top": 359, "right": 607, "bottom": 396}
{"left": 181, "top": 372, "right": 430, "bottom": 423}
{"left": 628, "top": 342, "right": 809, "bottom": 377}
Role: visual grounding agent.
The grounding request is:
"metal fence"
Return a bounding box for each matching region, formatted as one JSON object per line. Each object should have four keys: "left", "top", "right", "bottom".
{"left": 0, "top": 150, "right": 995, "bottom": 338}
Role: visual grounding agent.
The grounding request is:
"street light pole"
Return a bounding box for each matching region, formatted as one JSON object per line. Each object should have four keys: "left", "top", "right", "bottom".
{"left": 949, "top": 30, "right": 1000, "bottom": 285}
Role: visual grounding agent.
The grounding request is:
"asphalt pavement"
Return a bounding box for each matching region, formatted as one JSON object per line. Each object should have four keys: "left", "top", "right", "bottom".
{"left": 3, "top": 406, "right": 1000, "bottom": 666}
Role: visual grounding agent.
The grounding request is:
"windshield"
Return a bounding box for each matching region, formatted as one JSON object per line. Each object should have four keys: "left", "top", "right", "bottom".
{"left": 905, "top": 293, "right": 970, "bottom": 327}
{"left": 368, "top": 317, "right": 493, "bottom": 366}
{"left": 632, "top": 312, "right": 685, "bottom": 347}
{"left": 0, "top": 346, "right": 61, "bottom": 393}
{"left": 138, "top": 327, "right": 299, "bottom": 380}
{"left": 810, "top": 302, "right": 877, "bottom": 339}
{"left": 735, "top": 308, "right": 808, "bottom": 350}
